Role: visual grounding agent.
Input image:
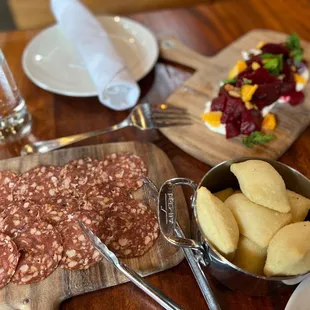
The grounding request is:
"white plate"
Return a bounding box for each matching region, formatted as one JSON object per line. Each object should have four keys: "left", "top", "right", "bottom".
{"left": 22, "top": 16, "right": 158, "bottom": 97}
{"left": 285, "top": 275, "right": 310, "bottom": 310}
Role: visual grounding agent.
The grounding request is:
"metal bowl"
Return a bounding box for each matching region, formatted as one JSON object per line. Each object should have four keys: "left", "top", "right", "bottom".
{"left": 158, "top": 157, "right": 310, "bottom": 296}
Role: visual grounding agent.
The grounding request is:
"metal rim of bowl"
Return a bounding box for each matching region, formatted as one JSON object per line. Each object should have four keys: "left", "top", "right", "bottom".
{"left": 193, "top": 156, "right": 310, "bottom": 282}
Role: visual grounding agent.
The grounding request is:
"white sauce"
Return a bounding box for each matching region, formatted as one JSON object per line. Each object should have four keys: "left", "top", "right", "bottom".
{"left": 203, "top": 51, "right": 309, "bottom": 135}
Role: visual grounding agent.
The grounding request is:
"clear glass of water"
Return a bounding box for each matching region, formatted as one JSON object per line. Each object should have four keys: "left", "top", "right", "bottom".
{"left": 0, "top": 49, "right": 31, "bottom": 142}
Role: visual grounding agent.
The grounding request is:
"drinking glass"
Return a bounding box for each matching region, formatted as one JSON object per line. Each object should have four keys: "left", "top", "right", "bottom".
{"left": 0, "top": 49, "right": 31, "bottom": 142}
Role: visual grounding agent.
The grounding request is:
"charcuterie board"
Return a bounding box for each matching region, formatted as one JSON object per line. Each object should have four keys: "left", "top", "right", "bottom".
{"left": 0, "top": 142, "right": 188, "bottom": 310}
{"left": 159, "top": 29, "right": 310, "bottom": 166}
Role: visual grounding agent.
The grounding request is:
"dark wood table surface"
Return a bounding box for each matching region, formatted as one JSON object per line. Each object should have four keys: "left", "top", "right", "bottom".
{"left": 1, "top": 0, "right": 310, "bottom": 309}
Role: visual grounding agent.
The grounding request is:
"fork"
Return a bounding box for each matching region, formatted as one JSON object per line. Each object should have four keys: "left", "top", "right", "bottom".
{"left": 20, "top": 103, "right": 191, "bottom": 155}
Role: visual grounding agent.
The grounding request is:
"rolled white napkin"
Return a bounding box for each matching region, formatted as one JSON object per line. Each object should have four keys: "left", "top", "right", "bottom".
{"left": 51, "top": 0, "right": 140, "bottom": 110}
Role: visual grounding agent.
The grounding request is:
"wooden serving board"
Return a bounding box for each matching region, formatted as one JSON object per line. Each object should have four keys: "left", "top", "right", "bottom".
{"left": 0, "top": 142, "right": 189, "bottom": 310}
{"left": 159, "top": 29, "right": 310, "bottom": 166}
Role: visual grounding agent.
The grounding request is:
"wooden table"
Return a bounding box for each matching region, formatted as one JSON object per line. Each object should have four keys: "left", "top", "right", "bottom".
{"left": 0, "top": 0, "right": 310, "bottom": 309}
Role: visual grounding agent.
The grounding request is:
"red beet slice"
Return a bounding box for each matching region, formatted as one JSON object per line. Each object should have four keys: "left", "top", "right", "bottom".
{"left": 211, "top": 95, "right": 226, "bottom": 112}
{"left": 285, "top": 90, "right": 305, "bottom": 106}
{"left": 221, "top": 97, "right": 246, "bottom": 124}
{"left": 226, "top": 121, "right": 241, "bottom": 139}
{"left": 240, "top": 109, "right": 263, "bottom": 135}
{"left": 281, "top": 62, "right": 296, "bottom": 95}
{"left": 261, "top": 43, "right": 289, "bottom": 56}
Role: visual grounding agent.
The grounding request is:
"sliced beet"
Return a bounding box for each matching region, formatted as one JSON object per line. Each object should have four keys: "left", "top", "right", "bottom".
{"left": 252, "top": 80, "right": 282, "bottom": 107}
{"left": 246, "top": 55, "right": 263, "bottom": 67}
{"left": 226, "top": 120, "right": 241, "bottom": 139}
{"left": 221, "top": 97, "right": 246, "bottom": 124}
{"left": 261, "top": 43, "right": 289, "bottom": 56}
{"left": 210, "top": 95, "right": 226, "bottom": 112}
{"left": 240, "top": 109, "right": 263, "bottom": 135}
{"left": 281, "top": 62, "right": 296, "bottom": 95}
{"left": 285, "top": 90, "right": 305, "bottom": 106}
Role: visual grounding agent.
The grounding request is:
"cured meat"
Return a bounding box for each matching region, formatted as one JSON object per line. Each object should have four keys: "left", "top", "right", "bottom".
{"left": 102, "top": 153, "right": 147, "bottom": 191}
{"left": 58, "top": 211, "right": 103, "bottom": 270}
{"left": 60, "top": 157, "right": 109, "bottom": 196}
{"left": 100, "top": 200, "right": 159, "bottom": 258}
{"left": 14, "top": 165, "right": 61, "bottom": 202}
{"left": 0, "top": 233, "right": 20, "bottom": 288}
{"left": 0, "top": 201, "right": 41, "bottom": 238}
{"left": 41, "top": 196, "right": 78, "bottom": 225}
{"left": 11, "top": 221, "right": 63, "bottom": 284}
{"left": 0, "top": 171, "right": 18, "bottom": 208}
{"left": 81, "top": 183, "right": 132, "bottom": 214}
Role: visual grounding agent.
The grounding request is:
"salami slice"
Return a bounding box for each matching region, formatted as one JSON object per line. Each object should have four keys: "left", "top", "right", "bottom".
{"left": 0, "top": 171, "right": 18, "bottom": 207}
{"left": 99, "top": 200, "right": 159, "bottom": 258}
{"left": 102, "top": 153, "right": 147, "bottom": 191}
{"left": 11, "top": 221, "right": 63, "bottom": 285}
{"left": 58, "top": 211, "right": 103, "bottom": 270}
{"left": 41, "top": 196, "right": 78, "bottom": 225}
{"left": 14, "top": 165, "right": 61, "bottom": 201}
{"left": 60, "top": 157, "right": 108, "bottom": 196}
{"left": 81, "top": 184, "right": 132, "bottom": 214}
{"left": 0, "top": 201, "right": 41, "bottom": 238}
{"left": 0, "top": 233, "right": 20, "bottom": 288}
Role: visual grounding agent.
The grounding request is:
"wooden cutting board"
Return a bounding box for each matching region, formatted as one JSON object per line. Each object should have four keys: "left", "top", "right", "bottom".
{"left": 159, "top": 29, "right": 310, "bottom": 166}
{"left": 0, "top": 142, "right": 189, "bottom": 310}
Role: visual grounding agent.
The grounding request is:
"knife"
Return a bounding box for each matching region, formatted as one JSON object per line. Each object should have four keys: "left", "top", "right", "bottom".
{"left": 78, "top": 221, "right": 183, "bottom": 310}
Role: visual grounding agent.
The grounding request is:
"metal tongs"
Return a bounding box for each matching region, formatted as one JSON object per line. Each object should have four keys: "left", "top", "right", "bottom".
{"left": 78, "top": 222, "right": 182, "bottom": 310}
{"left": 142, "top": 177, "right": 221, "bottom": 310}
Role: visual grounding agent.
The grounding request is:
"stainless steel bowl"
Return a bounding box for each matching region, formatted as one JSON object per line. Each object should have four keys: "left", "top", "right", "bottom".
{"left": 158, "top": 157, "right": 310, "bottom": 296}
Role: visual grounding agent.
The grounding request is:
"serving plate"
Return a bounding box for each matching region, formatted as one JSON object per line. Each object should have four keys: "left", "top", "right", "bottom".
{"left": 159, "top": 29, "right": 310, "bottom": 166}
{"left": 0, "top": 142, "right": 188, "bottom": 310}
{"left": 22, "top": 16, "right": 158, "bottom": 97}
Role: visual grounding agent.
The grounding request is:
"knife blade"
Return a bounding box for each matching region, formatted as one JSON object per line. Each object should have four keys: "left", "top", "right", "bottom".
{"left": 78, "top": 221, "right": 183, "bottom": 310}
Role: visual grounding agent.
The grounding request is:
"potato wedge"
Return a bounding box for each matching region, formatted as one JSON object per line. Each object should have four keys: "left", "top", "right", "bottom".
{"left": 287, "top": 190, "right": 310, "bottom": 223}
{"left": 230, "top": 160, "right": 290, "bottom": 213}
{"left": 196, "top": 187, "right": 239, "bottom": 257}
{"left": 214, "top": 188, "right": 234, "bottom": 202}
{"left": 264, "top": 222, "right": 310, "bottom": 276}
{"left": 225, "top": 193, "right": 292, "bottom": 248}
{"left": 233, "top": 236, "right": 267, "bottom": 275}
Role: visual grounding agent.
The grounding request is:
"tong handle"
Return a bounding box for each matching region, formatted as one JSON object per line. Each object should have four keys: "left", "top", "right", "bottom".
{"left": 158, "top": 178, "right": 203, "bottom": 252}
{"left": 117, "top": 263, "right": 183, "bottom": 310}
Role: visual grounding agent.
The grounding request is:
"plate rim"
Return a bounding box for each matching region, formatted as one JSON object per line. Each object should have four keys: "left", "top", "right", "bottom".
{"left": 22, "top": 15, "right": 159, "bottom": 97}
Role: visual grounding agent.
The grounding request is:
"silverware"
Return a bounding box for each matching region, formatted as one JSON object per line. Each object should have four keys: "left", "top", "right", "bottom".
{"left": 157, "top": 157, "right": 310, "bottom": 296}
{"left": 142, "top": 177, "right": 221, "bottom": 310}
{"left": 78, "top": 221, "right": 183, "bottom": 310}
{"left": 20, "top": 103, "right": 191, "bottom": 155}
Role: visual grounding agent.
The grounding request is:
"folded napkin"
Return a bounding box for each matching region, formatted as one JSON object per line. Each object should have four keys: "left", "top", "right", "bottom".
{"left": 51, "top": 0, "right": 140, "bottom": 110}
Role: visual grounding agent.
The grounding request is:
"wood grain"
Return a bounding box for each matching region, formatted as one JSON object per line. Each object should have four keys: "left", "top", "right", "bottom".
{"left": 0, "top": 142, "right": 188, "bottom": 310}
{"left": 1, "top": 1, "right": 310, "bottom": 309}
{"left": 159, "top": 30, "right": 310, "bottom": 166}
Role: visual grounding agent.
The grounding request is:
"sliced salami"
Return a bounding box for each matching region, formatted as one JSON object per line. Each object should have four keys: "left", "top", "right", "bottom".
{"left": 11, "top": 221, "right": 63, "bottom": 285}
{"left": 0, "top": 201, "right": 41, "bottom": 238}
{"left": 0, "top": 233, "right": 20, "bottom": 288}
{"left": 99, "top": 200, "right": 159, "bottom": 258}
{"left": 14, "top": 165, "right": 61, "bottom": 201}
{"left": 81, "top": 184, "right": 132, "bottom": 214}
{"left": 0, "top": 171, "right": 19, "bottom": 208}
{"left": 60, "top": 157, "right": 109, "bottom": 196}
{"left": 58, "top": 211, "right": 103, "bottom": 270}
{"left": 41, "top": 196, "right": 78, "bottom": 225}
{"left": 102, "top": 153, "right": 147, "bottom": 191}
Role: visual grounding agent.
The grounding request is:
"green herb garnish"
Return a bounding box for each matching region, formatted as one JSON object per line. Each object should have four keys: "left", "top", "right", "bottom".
{"left": 242, "top": 131, "right": 276, "bottom": 148}
{"left": 222, "top": 78, "right": 237, "bottom": 84}
{"left": 261, "top": 53, "right": 283, "bottom": 75}
{"left": 286, "top": 33, "right": 303, "bottom": 64}
{"left": 242, "top": 78, "right": 252, "bottom": 84}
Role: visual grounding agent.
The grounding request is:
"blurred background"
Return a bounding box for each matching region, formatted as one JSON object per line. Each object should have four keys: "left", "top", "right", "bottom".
{"left": 1, "top": 0, "right": 215, "bottom": 30}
